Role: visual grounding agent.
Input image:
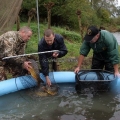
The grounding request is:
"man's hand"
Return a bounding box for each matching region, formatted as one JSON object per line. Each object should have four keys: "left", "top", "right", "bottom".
{"left": 114, "top": 72, "right": 120, "bottom": 78}
{"left": 46, "top": 76, "right": 52, "bottom": 86}
{"left": 23, "top": 61, "right": 32, "bottom": 70}
{"left": 52, "top": 52, "right": 59, "bottom": 58}
{"left": 114, "top": 64, "right": 120, "bottom": 78}
{"left": 74, "top": 67, "right": 80, "bottom": 73}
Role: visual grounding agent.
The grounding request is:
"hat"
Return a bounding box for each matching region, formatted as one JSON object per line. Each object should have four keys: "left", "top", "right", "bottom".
{"left": 84, "top": 26, "right": 99, "bottom": 42}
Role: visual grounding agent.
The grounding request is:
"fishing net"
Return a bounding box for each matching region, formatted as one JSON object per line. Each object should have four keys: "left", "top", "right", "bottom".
{"left": 19, "top": 75, "right": 37, "bottom": 89}
{"left": 15, "top": 75, "right": 38, "bottom": 101}
{"left": 75, "top": 69, "right": 116, "bottom": 94}
{"left": 0, "top": 0, "right": 23, "bottom": 35}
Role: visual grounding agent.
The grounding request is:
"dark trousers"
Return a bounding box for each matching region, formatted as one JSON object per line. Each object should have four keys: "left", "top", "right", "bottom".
{"left": 49, "top": 58, "right": 59, "bottom": 71}
{"left": 51, "top": 61, "right": 57, "bottom": 71}
{"left": 91, "top": 57, "right": 114, "bottom": 72}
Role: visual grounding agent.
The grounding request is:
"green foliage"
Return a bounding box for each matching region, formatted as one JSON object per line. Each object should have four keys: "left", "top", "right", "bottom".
{"left": 97, "top": 9, "right": 110, "bottom": 23}
{"left": 115, "top": 16, "right": 120, "bottom": 25}
{"left": 52, "top": 0, "right": 99, "bottom": 29}
{"left": 21, "top": 0, "right": 119, "bottom": 30}
{"left": 22, "top": 0, "right": 36, "bottom": 9}
{"left": 61, "top": 30, "right": 81, "bottom": 42}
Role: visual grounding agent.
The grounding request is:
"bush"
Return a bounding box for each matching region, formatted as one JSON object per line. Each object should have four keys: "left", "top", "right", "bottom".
{"left": 61, "top": 30, "right": 81, "bottom": 42}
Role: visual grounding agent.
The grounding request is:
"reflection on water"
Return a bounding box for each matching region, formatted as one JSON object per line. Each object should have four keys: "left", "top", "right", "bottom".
{"left": 1, "top": 81, "right": 120, "bottom": 120}
{"left": 113, "top": 32, "right": 120, "bottom": 45}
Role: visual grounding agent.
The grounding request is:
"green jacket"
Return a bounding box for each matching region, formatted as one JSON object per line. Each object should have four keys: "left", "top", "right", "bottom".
{"left": 80, "top": 30, "right": 120, "bottom": 65}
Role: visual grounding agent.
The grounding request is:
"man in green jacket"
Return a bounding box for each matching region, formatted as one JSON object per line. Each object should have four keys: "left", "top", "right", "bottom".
{"left": 74, "top": 26, "right": 120, "bottom": 77}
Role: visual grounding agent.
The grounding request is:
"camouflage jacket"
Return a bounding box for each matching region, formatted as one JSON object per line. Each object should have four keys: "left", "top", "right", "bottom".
{"left": 0, "top": 31, "right": 26, "bottom": 64}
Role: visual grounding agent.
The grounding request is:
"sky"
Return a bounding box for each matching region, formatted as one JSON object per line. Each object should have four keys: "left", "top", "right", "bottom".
{"left": 117, "top": 0, "right": 120, "bottom": 6}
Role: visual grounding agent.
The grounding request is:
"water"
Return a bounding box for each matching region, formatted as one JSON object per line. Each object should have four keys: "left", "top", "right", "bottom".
{"left": 1, "top": 81, "right": 120, "bottom": 120}
{"left": 0, "top": 32, "right": 120, "bottom": 120}
{"left": 113, "top": 32, "right": 120, "bottom": 45}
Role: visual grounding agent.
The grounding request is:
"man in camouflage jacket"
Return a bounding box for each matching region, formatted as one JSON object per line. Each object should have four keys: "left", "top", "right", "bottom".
{"left": 0, "top": 26, "right": 33, "bottom": 80}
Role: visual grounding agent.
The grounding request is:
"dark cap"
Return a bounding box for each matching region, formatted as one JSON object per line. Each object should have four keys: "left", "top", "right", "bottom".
{"left": 84, "top": 26, "right": 99, "bottom": 42}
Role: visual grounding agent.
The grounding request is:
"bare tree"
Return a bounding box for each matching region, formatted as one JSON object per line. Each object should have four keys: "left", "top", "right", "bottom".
{"left": 44, "top": 2, "right": 54, "bottom": 29}
{"left": 28, "top": 8, "right": 37, "bottom": 27}
{"left": 76, "top": 10, "right": 84, "bottom": 40}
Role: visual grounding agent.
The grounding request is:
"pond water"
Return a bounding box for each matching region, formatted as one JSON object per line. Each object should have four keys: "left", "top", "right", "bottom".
{"left": 1, "top": 82, "right": 120, "bottom": 120}
{"left": 0, "top": 32, "right": 120, "bottom": 120}
{"left": 113, "top": 32, "right": 120, "bottom": 45}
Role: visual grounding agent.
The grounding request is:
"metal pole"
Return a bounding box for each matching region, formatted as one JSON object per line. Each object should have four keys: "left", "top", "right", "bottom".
{"left": 2, "top": 50, "right": 59, "bottom": 60}
{"left": 36, "top": 0, "right": 40, "bottom": 41}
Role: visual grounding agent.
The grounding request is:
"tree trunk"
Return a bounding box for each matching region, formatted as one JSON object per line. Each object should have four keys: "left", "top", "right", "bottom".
{"left": 48, "top": 9, "right": 51, "bottom": 29}
{"left": 16, "top": 15, "right": 20, "bottom": 31}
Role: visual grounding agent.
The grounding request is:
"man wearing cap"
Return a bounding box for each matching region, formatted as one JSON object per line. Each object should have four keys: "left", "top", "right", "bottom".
{"left": 74, "top": 26, "right": 120, "bottom": 77}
